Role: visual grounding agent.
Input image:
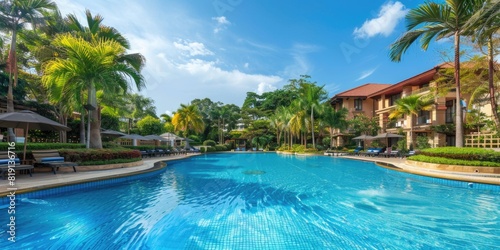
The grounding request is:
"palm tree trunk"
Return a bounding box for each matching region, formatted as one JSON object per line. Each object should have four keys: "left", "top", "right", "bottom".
{"left": 80, "top": 110, "right": 86, "bottom": 144}
{"left": 6, "top": 28, "right": 17, "bottom": 142}
{"left": 90, "top": 106, "right": 103, "bottom": 148}
{"left": 487, "top": 36, "right": 500, "bottom": 131}
{"left": 454, "top": 31, "right": 464, "bottom": 147}
{"left": 311, "top": 106, "right": 315, "bottom": 148}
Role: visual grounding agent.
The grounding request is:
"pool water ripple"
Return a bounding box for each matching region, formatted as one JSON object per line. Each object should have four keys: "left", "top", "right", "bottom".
{"left": 1, "top": 153, "right": 499, "bottom": 249}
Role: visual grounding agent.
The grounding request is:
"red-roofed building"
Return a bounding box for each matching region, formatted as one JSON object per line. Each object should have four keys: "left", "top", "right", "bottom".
{"left": 329, "top": 83, "right": 392, "bottom": 147}
{"left": 329, "top": 62, "right": 494, "bottom": 149}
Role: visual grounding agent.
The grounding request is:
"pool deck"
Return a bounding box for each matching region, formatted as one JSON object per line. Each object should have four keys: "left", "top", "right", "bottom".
{"left": 339, "top": 155, "right": 500, "bottom": 185}
{"left": 0, "top": 154, "right": 198, "bottom": 196}
{"left": 1, "top": 152, "right": 499, "bottom": 196}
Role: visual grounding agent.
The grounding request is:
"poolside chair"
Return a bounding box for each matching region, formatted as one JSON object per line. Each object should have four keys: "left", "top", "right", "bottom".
{"left": 404, "top": 150, "right": 416, "bottom": 158}
{"left": 0, "top": 155, "right": 34, "bottom": 179}
{"left": 32, "top": 150, "right": 78, "bottom": 174}
{"left": 352, "top": 147, "right": 363, "bottom": 156}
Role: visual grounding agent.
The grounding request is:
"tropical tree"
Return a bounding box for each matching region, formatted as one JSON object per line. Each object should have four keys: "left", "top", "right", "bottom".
{"left": 137, "top": 115, "right": 162, "bottom": 135}
{"left": 42, "top": 34, "right": 144, "bottom": 148}
{"left": 388, "top": 95, "right": 434, "bottom": 147}
{"left": 321, "top": 105, "right": 348, "bottom": 148}
{"left": 0, "top": 0, "right": 56, "bottom": 141}
{"left": 171, "top": 104, "right": 205, "bottom": 138}
{"left": 61, "top": 10, "right": 145, "bottom": 148}
{"left": 466, "top": 0, "right": 500, "bottom": 131}
{"left": 389, "top": 0, "right": 483, "bottom": 147}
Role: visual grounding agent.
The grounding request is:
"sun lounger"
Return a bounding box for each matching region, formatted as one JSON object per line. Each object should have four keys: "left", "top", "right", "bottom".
{"left": 0, "top": 157, "right": 34, "bottom": 179}
{"left": 32, "top": 150, "right": 78, "bottom": 174}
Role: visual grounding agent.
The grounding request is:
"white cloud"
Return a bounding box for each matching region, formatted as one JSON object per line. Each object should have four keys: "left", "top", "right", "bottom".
{"left": 353, "top": 1, "right": 407, "bottom": 39}
{"left": 173, "top": 40, "right": 213, "bottom": 56}
{"left": 244, "top": 62, "right": 249, "bottom": 68}
{"left": 256, "top": 82, "right": 277, "bottom": 95}
{"left": 212, "top": 16, "right": 231, "bottom": 33}
{"left": 356, "top": 67, "right": 378, "bottom": 81}
{"left": 213, "top": 16, "right": 230, "bottom": 25}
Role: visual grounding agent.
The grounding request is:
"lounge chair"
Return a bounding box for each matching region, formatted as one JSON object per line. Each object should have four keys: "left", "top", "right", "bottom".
{"left": 404, "top": 150, "right": 416, "bottom": 158}
{"left": 0, "top": 156, "right": 34, "bottom": 179}
{"left": 366, "top": 148, "right": 383, "bottom": 157}
{"left": 352, "top": 147, "right": 363, "bottom": 156}
{"left": 32, "top": 150, "right": 78, "bottom": 174}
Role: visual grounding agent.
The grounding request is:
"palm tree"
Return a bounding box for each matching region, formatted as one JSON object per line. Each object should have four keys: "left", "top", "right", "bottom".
{"left": 42, "top": 34, "right": 144, "bottom": 148}
{"left": 295, "top": 78, "right": 327, "bottom": 148}
{"left": 466, "top": 0, "right": 500, "bottom": 131}
{"left": 63, "top": 10, "right": 145, "bottom": 147}
{"left": 0, "top": 0, "right": 56, "bottom": 141}
{"left": 172, "top": 104, "right": 205, "bottom": 139}
{"left": 321, "top": 105, "right": 348, "bottom": 148}
{"left": 389, "top": 95, "right": 434, "bottom": 147}
{"left": 389, "top": 0, "right": 483, "bottom": 147}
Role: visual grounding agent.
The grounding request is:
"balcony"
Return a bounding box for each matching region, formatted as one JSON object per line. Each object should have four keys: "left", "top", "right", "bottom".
{"left": 415, "top": 116, "right": 431, "bottom": 125}
{"left": 386, "top": 120, "right": 404, "bottom": 129}
{"left": 411, "top": 87, "right": 430, "bottom": 96}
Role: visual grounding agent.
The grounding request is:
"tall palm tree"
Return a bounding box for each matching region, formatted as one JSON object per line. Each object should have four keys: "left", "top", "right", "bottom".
{"left": 0, "top": 0, "right": 56, "bottom": 141}
{"left": 296, "top": 80, "right": 327, "bottom": 148}
{"left": 321, "top": 105, "right": 348, "bottom": 148}
{"left": 466, "top": 0, "right": 500, "bottom": 131}
{"left": 42, "top": 34, "right": 144, "bottom": 148}
{"left": 389, "top": 0, "right": 483, "bottom": 147}
{"left": 172, "top": 104, "right": 205, "bottom": 138}
{"left": 63, "top": 10, "right": 146, "bottom": 147}
{"left": 389, "top": 95, "right": 434, "bottom": 147}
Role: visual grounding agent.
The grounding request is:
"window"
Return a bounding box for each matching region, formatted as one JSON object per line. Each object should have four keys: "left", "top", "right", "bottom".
{"left": 354, "top": 99, "right": 362, "bottom": 111}
{"left": 389, "top": 93, "right": 401, "bottom": 106}
{"left": 417, "top": 110, "right": 431, "bottom": 124}
{"left": 445, "top": 100, "right": 454, "bottom": 123}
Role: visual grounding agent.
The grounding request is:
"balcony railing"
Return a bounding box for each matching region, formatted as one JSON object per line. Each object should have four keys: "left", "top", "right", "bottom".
{"left": 411, "top": 87, "right": 430, "bottom": 95}
{"left": 415, "top": 116, "right": 431, "bottom": 125}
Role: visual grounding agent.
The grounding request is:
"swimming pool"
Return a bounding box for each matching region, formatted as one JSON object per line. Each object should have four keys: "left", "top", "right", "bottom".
{"left": 1, "top": 153, "right": 499, "bottom": 249}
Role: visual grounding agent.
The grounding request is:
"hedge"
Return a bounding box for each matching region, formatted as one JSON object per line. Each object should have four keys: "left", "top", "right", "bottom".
{"left": 408, "top": 155, "right": 500, "bottom": 167}
{"left": 203, "top": 140, "right": 216, "bottom": 147}
{"left": 418, "top": 147, "right": 500, "bottom": 162}
{"left": 59, "top": 148, "right": 141, "bottom": 164}
{"left": 0, "top": 142, "right": 85, "bottom": 151}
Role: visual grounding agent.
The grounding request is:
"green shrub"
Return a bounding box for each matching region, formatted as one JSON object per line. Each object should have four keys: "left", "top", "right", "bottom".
{"left": 59, "top": 148, "right": 141, "bottom": 164}
{"left": 409, "top": 155, "right": 500, "bottom": 167}
{"left": 419, "top": 147, "right": 500, "bottom": 162}
{"left": 78, "top": 158, "right": 142, "bottom": 166}
{"left": 203, "top": 140, "right": 216, "bottom": 147}
{"left": 215, "top": 145, "right": 228, "bottom": 151}
{"left": 206, "top": 146, "right": 216, "bottom": 152}
{"left": 415, "top": 136, "right": 431, "bottom": 150}
{"left": 200, "top": 147, "right": 207, "bottom": 153}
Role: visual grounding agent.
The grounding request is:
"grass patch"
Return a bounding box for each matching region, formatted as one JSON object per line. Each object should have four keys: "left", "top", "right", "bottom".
{"left": 408, "top": 155, "right": 500, "bottom": 167}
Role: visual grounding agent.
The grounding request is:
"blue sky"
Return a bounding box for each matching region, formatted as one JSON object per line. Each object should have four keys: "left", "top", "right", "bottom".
{"left": 54, "top": 0, "right": 453, "bottom": 116}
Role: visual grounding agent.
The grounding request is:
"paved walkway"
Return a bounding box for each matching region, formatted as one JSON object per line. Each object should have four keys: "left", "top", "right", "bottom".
{"left": 339, "top": 155, "right": 500, "bottom": 185}
{"left": 0, "top": 154, "right": 197, "bottom": 196}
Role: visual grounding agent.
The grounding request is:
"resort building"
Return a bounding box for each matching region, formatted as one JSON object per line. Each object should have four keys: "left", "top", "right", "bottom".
{"left": 329, "top": 83, "right": 392, "bottom": 147}
{"left": 331, "top": 63, "right": 494, "bottom": 148}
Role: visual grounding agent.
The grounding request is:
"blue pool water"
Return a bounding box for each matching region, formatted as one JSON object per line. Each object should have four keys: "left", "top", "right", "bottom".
{"left": 1, "top": 153, "right": 499, "bottom": 249}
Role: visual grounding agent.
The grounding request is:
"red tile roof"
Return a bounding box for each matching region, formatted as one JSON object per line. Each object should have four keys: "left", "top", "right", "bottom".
{"left": 332, "top": 83, "right": 392, "bottom": 98}
{"left": 368, "top": 62, "right": 453, "bottom": 98}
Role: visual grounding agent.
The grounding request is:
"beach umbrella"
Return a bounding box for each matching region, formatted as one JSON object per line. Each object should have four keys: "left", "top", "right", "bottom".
{"left": 352, "top": 135, "right": 374, "bottom": 148}
{"left": 373, "top": 133, "right": 404, "bottom": 139}
{"left": 120, "top": 134, "right": 150, "bottom": 140}
{"left": 144, "top": 135, "right": 169, "bottom": 141}
{"left": 160, "top": 132, "right": 183, "bottom": 147}
{"left": 101, "top": 129, "right": 126, "bottom": 137}
{"left": 0, "top": 110, "right": 71, "bottom": 160}
{"left": 373, "top": 133, "right": 404, "bottom": 147}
